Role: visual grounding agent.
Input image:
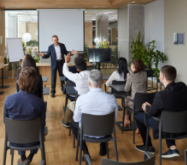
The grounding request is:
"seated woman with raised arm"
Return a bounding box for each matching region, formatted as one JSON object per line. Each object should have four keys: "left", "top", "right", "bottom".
{"left": 16, "top": 54, "right": 43, "bottom": 99}
{"left": 105, "top": 57, "right": 129, "bottom": 88}
{"left": 122, "top": 59, "right": 147, "bottom": 131}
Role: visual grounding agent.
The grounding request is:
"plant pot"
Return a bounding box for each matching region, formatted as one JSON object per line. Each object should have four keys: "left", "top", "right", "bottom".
{"left": 144, "top": 68, "right": 155, "bottom": 78}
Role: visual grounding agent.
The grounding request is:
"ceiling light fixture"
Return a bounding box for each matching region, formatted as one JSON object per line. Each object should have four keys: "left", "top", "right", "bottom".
{"left": 131, "top": 1, "right": 136, "bottom": 3}
{"left": 58, "top": 6, "right": 64, "bottom": 7}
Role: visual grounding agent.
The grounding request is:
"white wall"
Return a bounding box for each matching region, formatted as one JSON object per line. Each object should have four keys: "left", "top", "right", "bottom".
{"left": 144, "top": 0, "right": 165, "bottom": 69}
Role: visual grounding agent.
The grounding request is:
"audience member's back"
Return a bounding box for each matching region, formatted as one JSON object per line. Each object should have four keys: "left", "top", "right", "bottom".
{"left": 159, "top": 82, "right": 187, "bottom": 112}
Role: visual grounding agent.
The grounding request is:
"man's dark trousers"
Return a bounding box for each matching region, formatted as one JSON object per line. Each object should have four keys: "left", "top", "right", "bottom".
{"left": 135, "top": 113, "right": 175, "bottom": 148}
{"left": 51, "top": 60, "right": 64, "bottom": 94}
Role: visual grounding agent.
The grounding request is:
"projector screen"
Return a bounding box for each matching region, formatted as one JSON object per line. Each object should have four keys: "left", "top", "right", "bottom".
{"left": 38, "top": 9, "right": 84, "bottom": 52}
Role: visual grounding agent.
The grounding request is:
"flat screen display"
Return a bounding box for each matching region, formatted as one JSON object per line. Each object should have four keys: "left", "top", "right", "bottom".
{"left": 87, "top": 48, "right": 112, "bottom": 63}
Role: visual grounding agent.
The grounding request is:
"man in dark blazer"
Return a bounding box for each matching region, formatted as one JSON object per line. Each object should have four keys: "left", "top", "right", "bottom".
{"left": 135, "top": 65, "right": 187, "bottom": 158}
{"left": 40, "top": 35, "right": 77, "bottom": 97}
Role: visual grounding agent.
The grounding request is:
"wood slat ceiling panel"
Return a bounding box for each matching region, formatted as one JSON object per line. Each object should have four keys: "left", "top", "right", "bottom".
{"left": 0, "top": 0, "right": 155, "bottom": 9}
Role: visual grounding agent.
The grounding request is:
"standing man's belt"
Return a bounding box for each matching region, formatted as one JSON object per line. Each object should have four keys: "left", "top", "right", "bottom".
{"left": 57, "top": 59, "right": 62, "bottom": 62}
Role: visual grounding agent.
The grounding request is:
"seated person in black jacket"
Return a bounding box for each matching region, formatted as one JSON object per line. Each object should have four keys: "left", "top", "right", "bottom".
{"left": 16, "top": 54, "right": 43, "bottom": 99}
{"left": 135, "top": 65, "right": 187, "bottom": 158}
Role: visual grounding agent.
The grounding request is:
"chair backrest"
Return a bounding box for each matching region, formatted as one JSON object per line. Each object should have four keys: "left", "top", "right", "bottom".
{"left": 81, "top": 112, "right": 115, "bottom": 137}
{"left": 160, "top": 111, "right": 187, "bottom": 133}
{"left": 66, "top": 80, "right": 76, "bottom": 86}
{"left": 145, "top": 69, "right": 155, "bottom": 78}
{"left": 134, "top": 92, "right": 156, "bottom": 110}
{"left": 101, "top": 156, "right": 155, "bottom": 165}
{"left": 112, "top": 80, "right": 126, "bottom": 85}
{"left": 4, "top": 117, "right": 42, "bottom": 144}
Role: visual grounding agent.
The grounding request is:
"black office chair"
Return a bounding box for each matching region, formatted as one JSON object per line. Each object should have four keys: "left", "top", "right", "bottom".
{"left": 84, "top": 152, "right": 156, "bottom": 165}
{"left": 3, "top": 118, "right": 46, "bottom": 165}
{"left": 63, "top": 81, "right": 76, "bottom": 113}
{"left": 124, "top": 92, "right": 156, "bottom": 143}
{"left": 76, "top": 112, "right": 118, "bottom": 165}
{"left": 105, "top": 81, "right": 131, "bottom": 110}
{"left": 144, "top": 111, "right": 187, "bottom": 165}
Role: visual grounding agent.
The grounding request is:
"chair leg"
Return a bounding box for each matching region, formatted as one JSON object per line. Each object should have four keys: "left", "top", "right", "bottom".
{"left": 76, "top": 133, "right": 80, "bottom": 161}
{"left": 41, "top": 141, "right": 46, "bottom": 165}
{"left": 185, "top": 149, "right": 187, "bottom": 165}
{"left": 73, "top": 135, "right": 75, "bottom": 148}
{"left": 159, "top": 137, "right": 162, "bottom": 165}
{"left": 3, "top": 141, "right": 7, "bottom": 165}
{"left": 79, "top": 135, "right": 83, "bottom": 165}
{"left": 122, "top": 98, "right": 125, "bottom": 133}
{"left": 144, "top": 127, "right": 149, "bottom": 160}
{"left": 113, "top": 140, "right": 118, "bottom": 161}
{"left": 133, "top": 115, "right": 135, "bottom": 144}
{"left": 106, "top": 142, "right": 109, "bottom": 159}
{"left": 11, "top": 149, "right": 14, "bottom": 165}
{"left": 69, "top": 112, "right": 73, "bottom": 136}
{"left": 64, "top": 95, "right": 68, "bottom": 113}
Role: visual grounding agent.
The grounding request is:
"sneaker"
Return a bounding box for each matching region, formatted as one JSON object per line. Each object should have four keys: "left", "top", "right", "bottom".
{"left": 61, "top": 119, "right": 70, "bottom": 128}
{"left": 161, "top": 149, "right": 180, "bottom": 158}
{"left": 135, "top": 145, "right": 155, "bottom": 154}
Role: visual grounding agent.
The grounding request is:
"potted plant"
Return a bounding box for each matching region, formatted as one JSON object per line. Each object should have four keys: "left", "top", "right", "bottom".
{"left": 130, "top": 32, "right": 167, "bottom": 77}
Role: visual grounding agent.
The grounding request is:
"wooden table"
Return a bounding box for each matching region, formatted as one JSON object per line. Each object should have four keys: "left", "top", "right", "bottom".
{"left": 0, "top": 64, "right": 9, "bottom": 95}
{"left": 36, "top": 62, "right": 93, "bottom": 86}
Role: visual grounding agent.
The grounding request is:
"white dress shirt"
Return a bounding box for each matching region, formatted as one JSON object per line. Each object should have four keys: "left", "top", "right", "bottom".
{"left": 74, "top": 88, "right": 118, "bottom": 128}
{"left": 105, "top": 71, "right": 125, "bottom": 86}
{"left": 54, "top": 45, "right": 62, "bottom": 60}
{"left": 63, "top": 63, "right": 90, "bottom": 95}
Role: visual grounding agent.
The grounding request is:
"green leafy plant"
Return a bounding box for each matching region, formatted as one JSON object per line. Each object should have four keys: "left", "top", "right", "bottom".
{"left": 130, "top": 32, "right": 167, "bottom": 77}
{"left": 22, "top": 42, "right": 26, "bottom": 54}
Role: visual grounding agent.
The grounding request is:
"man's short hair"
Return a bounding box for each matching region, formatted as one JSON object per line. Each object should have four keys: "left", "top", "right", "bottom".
{"left": 89, "top": 69, "right": 103, "bottom": 87}
{"left": 52, "top": 35, "right": 58, "bottom": 39}
{"left": 18, "top": 67, "right": 39, "bottom": 93}
{"left": 74, "top": 56, "right": 87, "bottom": 71}
{"left": 161, "top": 65, "right": 177, "bottom": 81}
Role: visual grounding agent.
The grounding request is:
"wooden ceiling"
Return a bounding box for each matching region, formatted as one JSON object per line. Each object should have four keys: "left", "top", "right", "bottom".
{"left": 0, "top": 0, "right": 155, "bottom": 9}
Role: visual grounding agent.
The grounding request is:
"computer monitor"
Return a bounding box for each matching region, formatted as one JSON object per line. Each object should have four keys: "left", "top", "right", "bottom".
{"left": 87, "top": 48, "right": 112, "bottom": 63}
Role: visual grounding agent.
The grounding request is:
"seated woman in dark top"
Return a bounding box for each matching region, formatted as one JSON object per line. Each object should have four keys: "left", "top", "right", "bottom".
{"left": 4, "top": 67, "right": 46, "bottom": 165}
{"left": 16, "top": 54, "right": 43, "bottom": 98}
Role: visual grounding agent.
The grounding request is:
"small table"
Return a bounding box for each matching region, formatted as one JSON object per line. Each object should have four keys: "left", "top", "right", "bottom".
{"left": 110, "top": 84, "right": 135, "bottom": 132}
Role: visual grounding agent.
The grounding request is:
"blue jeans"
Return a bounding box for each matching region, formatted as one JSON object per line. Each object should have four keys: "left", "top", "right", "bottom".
{"left": 10, "top": 142, "right": 39, "bottom": 155}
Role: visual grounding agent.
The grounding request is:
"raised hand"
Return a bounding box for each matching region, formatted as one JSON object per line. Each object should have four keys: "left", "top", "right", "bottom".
{"left": 71, "top": 49, "right": 78, "bottom": 54}
{"left": 39, "top": 52, "right": 45, "bottom": 57}
{"left": 65, "top": 53, "right": 71, "bottom": 63}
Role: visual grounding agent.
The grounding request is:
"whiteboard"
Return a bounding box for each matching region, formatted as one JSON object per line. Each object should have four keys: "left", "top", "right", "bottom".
{"left": 38, "top": 9, "right": 84, "bottom": 52}
{"left": 6, "top": 38, "right": 24, "bottom": 62}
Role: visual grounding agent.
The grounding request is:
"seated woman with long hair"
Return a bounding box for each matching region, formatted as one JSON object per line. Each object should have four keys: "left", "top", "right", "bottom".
{"left": 106, "top": 57, "right": 129, "bottom": 88}
{"left": 16, "top": 54, "right": 43, "bottom": 99}
{"left": 122, "top": 59, "right": 147, "bottom": 133}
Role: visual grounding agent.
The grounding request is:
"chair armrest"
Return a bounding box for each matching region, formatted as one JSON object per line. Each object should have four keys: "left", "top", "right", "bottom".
{"left": 124, "top": 96, "right": 134, "bottom": 102}
{"left": 144, "top": 112, "right": 160, "bottom": 121}
{"left": 84, "top": 154, "right": 92, "bottom": 165}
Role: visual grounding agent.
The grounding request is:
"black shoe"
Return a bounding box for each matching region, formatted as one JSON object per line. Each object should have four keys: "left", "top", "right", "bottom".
{"left": 51, "top": 93, "right": 55, "bottom": 98}
{"left": 161, "top": 149, "right": 180, "bottom": 158}
{"left": 61, "top": 119, "right": 70, "bottom": 128}
{"left": 135, "top": 145, "right": 155, "bottom": 154}
{"left": 99, "top": 148, "right": 107, "bottom": 156}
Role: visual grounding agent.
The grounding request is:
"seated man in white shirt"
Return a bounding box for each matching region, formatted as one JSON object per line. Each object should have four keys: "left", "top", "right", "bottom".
{"left": 62, "top": 53, "right": 90, "bottom": 127}
{"left": 71, "top": 69, "right": 118, "bottom": 158}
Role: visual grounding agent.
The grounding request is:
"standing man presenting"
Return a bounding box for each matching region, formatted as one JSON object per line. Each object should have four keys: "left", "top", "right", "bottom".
{"left": 40, "top": 35, "right": 77, "bottom": 98}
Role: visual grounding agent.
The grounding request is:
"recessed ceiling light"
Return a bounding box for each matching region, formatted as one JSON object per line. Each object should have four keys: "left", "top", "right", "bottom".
{"left": 58, "top": 6, "right": 64, "bottom": 7}
{"left": 100, "top": 6, "right": 106, "bottom": 7}
{"left": 15, "top": 6, "right": 21, "bottom": 8}
{"left": 93, "top": 6, "right": 98, "bottom": 8}
{"left": 131, "top": 1, "right": 136, "bottom": 3}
